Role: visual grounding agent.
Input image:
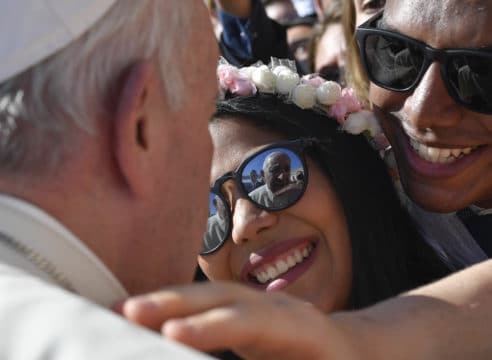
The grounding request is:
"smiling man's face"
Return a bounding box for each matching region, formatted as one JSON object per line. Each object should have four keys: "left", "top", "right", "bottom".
{"left": 369, "top": 0, "right": 492, "bottom": 212}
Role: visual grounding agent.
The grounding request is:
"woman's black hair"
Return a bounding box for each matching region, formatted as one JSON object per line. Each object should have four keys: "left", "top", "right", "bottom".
{"left": 213, "top": 94, "right": 450, "bottom": 309}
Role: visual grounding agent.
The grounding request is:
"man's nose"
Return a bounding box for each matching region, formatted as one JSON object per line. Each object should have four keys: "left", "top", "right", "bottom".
{"left": 231, "top": 198, "right": 277, "bottom": 246}
{"left": 403, "top": 62, "right": 463, "bottom": 130}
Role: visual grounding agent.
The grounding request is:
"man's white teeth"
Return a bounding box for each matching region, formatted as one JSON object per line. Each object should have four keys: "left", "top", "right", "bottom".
{"left": 409, "top": 139, "right": 476, "bottom": 163}
{"left": 254, "top": 244, "right": 314, "bottom": 284}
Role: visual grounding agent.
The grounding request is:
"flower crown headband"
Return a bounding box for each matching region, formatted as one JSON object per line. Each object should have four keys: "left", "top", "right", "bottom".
{"left": 217, "top": 57, "right": 384, "bottom": 140}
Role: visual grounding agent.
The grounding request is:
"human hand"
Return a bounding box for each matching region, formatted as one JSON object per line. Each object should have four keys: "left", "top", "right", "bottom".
{"left": 118, "top": 281, "right": 359, "bottom": 360}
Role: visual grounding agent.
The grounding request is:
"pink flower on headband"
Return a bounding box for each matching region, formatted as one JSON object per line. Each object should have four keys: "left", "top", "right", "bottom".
{"left": 328, "top": 87, "right": 363, "bottom": 124}
{"left": 218, "top": 64, "right": 257, "bottom": 96}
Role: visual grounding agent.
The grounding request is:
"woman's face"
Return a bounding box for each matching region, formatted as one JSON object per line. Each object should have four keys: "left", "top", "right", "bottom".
{"left": 353, "top": 0, "right": 385, "bottom": 27}
{"left": 199, "top": 118, "right": 352, "bottom": 313}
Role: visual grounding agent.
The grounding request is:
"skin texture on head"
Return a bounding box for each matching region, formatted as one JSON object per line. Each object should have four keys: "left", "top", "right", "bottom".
{"left": 263, "top": 152, "right": 291, "bottom": 193}
{"left": 199, "top": 119, "right": 352, "bottom": 313}
{"left": 0, "top": 1, "right": 218, "bottom": 295}
{"left": 370, "top": 0, "right": 492, "bottom": 212}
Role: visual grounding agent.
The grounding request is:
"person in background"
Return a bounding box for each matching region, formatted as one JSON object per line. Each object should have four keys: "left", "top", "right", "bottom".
{"left": 343, "top": 0, "right": 385, "bottom": 104}
{"left": 263, "top": 0, "right": 299, "bottom": 22}
{"left": 0, "top": 1, "right": 218, "bottom": 359}
{"left": 284, "top": 0, "right": 318, "bottom": 73}
{"left": 309, "top": 0, "right": 346, "bottom": 83}
{"left": 216, "top": 0, "right": 318, "bottom": 73}
{"left": 215, "top": 0, "right": 292, "bottom": 66}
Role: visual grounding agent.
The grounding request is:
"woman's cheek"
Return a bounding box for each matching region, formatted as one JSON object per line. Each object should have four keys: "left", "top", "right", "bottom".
{"left": 198, "top": 250, "right": 233, "bottom": 281}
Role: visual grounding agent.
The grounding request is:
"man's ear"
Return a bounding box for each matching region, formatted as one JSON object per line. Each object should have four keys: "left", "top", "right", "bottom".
{"left": 112, "top": 60, "right": 160, "bottom": 197}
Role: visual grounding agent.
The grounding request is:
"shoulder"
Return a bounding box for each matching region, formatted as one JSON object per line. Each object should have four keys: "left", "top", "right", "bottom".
{"left": 0, "top": 263, "right": 212, "bottom": 360}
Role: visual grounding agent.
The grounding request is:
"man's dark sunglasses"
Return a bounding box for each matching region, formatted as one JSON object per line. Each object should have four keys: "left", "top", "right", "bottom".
{"left": 356, "top": 11, "right": 492, "bottom": 114}
{"left": 201, "top": 138, "right": 317, "bottom": 255}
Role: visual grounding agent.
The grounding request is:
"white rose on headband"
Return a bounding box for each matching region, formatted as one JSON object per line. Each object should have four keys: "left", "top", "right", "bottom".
{"left": 276, "top": 70, "right": 300, "bottom": 95}
{"left": 239, "top": 66, "right": 255, "bottom": 79}
{"left": 292, "top": 84, "right": 316, "bottom": 109}
{"left": 272, "top": 65, "right": 291, "bottom": 76}
{"left": 342, "top": 110, "right": 382, "bottom": 136}
{"left": 252, "top": 65, "right": 276, "bottom": 93}
{"left": 316, "top": 81, "right": 342, "bottom": 105}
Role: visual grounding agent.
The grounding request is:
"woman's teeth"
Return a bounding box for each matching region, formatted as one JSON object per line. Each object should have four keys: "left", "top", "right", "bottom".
{"left": 410, "top": 138, "right": 477, "bottom": 164}
{"left": 252, "top": 244, "right": 315, "bottom": 284}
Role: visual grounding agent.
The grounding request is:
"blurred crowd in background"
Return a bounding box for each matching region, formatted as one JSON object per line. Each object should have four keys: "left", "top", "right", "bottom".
{"left": 204, "top": 0, "right": 384, "bottom": 103}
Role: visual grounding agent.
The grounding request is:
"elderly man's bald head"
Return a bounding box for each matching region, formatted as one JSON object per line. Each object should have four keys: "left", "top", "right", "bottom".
{"left": 263, "top": 152, "right": 291, "bottom": 193}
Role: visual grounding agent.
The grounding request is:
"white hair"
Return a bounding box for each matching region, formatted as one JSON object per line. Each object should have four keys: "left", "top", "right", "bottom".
{"left": 0, "top": 0, "right": 194, "bottom": 172}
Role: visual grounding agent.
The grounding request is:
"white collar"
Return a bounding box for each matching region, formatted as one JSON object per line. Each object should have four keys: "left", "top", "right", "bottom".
{"left": 0, "top": 194, "right": 128, "bottom": 307}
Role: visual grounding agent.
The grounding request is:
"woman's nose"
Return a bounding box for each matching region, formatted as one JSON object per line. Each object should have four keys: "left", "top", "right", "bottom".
{"left": 231, "top": 197, "right": 277, "bottom": 246}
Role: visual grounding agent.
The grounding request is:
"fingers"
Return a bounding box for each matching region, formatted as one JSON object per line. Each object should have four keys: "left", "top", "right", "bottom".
{"left": 161, "top": 296, "right": 332, "bottom": 359}
{"left": 119, "top": 282, "right": 354, "bottom": 359}
{"left": 162, "top": 306, "right": 258, "bottom": 351}
{"left": 121, "top": 282, "right": 255, "bottom": 330}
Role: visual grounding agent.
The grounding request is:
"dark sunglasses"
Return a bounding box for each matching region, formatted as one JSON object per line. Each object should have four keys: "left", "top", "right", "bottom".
{"left": 201, "top": 138, "right": 317, "bottom": 255}
{"left": 356, "top": 11, "right": 492, "bottom": 114}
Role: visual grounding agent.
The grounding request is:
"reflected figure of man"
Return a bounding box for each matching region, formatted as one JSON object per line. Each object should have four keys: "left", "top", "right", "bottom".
{"left": 249, "top": 152, "right": 301, "bottom": 207}
{"left": 204, "top": 196, "right": 228, "bottom": 251}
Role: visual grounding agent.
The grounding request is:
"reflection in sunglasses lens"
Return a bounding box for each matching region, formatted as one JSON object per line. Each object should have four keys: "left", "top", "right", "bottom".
{"left": 242, "top": 148, "right": 305, "bottom": 210}
{"left": 202, "top": 145, "right": 308, "bottom": 255}
{"left": 447, "top": 54, "right": 492, "bottom": 112}
{"left": 203, "top": 193, "right": 230, "bottom": 254}
{"left": 365, "top": 34, "right": 423, "bottom": 89}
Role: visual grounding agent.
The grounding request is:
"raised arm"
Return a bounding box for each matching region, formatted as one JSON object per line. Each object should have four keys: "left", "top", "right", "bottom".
{"left": 120, "top": 259, "right": 492, "bottom": 359}
{"left": 335, "top": 259, "right": 492, "bottom": 359}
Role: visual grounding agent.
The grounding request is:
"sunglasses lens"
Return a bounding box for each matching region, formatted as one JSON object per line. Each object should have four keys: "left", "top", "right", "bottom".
{"left": 202, "top": 192, "right": 230, "bottom": 254}
{"left": 364, "top": 33, "right": 424, "bottom": 90}
{"left": 446, "top": 54, "right": 492, "bottom": 113}
{"left": 242, "top": 147, "right": 306, "bottom": 210}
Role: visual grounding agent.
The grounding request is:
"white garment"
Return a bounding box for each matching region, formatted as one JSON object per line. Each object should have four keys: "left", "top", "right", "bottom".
{"left": 0, "top": 194, "right": 215, "bottom": 359}
{"left": 0, "top": 194, "right": 127, "bottom": 307}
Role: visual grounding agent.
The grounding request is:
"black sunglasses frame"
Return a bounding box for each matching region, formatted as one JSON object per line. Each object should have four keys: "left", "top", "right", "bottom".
{"left": 355, "top": 11, "right": 492, "bottom": 115}
{"left": 202, "top": 138, "right": 318, "bottom": 255}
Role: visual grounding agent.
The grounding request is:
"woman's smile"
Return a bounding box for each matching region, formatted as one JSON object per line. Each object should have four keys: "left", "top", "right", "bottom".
{"left": 240, "top": 236, "right": 319, "bottom": 291}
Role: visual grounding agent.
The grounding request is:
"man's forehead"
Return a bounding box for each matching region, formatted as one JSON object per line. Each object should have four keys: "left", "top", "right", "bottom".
{"left": 384, "top": 0, "right": 492, "bottom": 48}
{"left": 386, "top": 0, "right": 490, "bottom": 14}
